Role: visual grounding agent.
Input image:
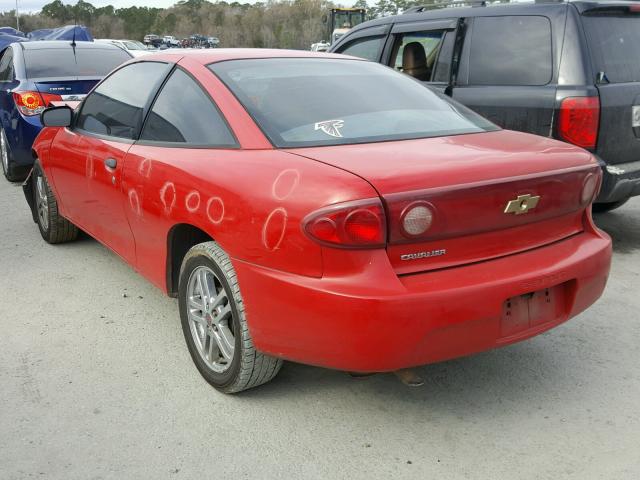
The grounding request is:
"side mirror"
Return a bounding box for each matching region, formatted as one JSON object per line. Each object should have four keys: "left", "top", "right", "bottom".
{"left": 41, "top": 106, "right": 72, "bottom": 128}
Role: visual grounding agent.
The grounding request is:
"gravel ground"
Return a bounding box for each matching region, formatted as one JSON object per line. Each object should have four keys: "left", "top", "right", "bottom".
{"left": 0, "top": 178, "right": 638, "bottom": 480}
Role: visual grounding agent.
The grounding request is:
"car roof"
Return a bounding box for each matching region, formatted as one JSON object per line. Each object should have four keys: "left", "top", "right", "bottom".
{"left": 18, "top": 40, "right": 126, "bottom": 51}
{"left": 148, "top": 48, "right": 356, "bottom": 64}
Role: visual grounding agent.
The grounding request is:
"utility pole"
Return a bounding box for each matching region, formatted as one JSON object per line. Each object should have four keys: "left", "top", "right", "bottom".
{"left": 15, "top": 0, "right": 20, "bottom": 32}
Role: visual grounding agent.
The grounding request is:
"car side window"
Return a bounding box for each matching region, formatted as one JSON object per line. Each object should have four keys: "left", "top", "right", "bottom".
{"left": 140, "top": 68, "right": 236, "bottom": 146}
{"left": 390, "top": 30, "right": 445, "bottom": 82}
{"left": 468, "top": 16, "right": 552, "bottom": 86}
{"left": 337, "top": 36, "right": 385, "bottom": 61}
{"left": 77, "top": 62, "right": 168, "bottom": 140}
{"left": 0, "top": 48, "right": 14, "bottom": 82}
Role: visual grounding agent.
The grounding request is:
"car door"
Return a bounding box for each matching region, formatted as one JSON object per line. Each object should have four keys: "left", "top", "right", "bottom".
{"left": 122, "top": 63, "right": 239, "bottom": 288}
{"left": 451, "top": 14, "right": 559, "bottom": 136}
{"left": 0, "top": 47, "right": 18, "bottom": 133}
{"left": 381, "top": 19, "right": 458, "bottom": 94}
{"left": 48, "top": 61, "right": 172, "bottom": 263}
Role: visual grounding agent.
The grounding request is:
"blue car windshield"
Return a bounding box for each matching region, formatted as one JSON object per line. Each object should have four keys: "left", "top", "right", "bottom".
{"left": 209, "top": 58, "right": 498, "bottom": 148}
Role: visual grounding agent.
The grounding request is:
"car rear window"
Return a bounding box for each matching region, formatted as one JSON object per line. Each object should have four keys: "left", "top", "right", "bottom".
{"left": 582, "top": 10, "right": 640, "bottom": 83}
{"left": 23, "top": 48, "right": 130, "bottom": 78}
{"left": 209, "top": 58, "right": 498, "bottom": 148}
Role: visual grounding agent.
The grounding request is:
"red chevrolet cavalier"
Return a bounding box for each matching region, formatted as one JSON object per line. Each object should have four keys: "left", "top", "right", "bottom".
{"left": 26, "top": 50, "right": 611, "bottom": 393}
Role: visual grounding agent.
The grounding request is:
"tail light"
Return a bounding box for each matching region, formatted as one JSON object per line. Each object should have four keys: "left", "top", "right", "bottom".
{"left": 558, "top": 96, "right": 600, "bottom": 149}
{"left": 13, "top": 91, "right": 62, "bottom": 116}
{"left": 303, "top": 198, "right": 386, "bottom": 248}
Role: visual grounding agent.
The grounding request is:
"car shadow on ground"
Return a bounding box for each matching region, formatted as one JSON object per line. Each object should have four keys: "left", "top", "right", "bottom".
{"left": 593, "top": 202, "right": 640, "bottom": 254}
{"left": 237, "top": 335, "right": 593, "bottom": 418}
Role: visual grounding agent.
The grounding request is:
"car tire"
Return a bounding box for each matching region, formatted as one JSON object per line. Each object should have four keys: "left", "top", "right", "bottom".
{"left": 32, "top": 161, "right": 79, "bottom": 244}
{"left": 593, "top": 198, "right": 630, "bottom": 213}
{"left": 1, "top": 127, "right": 24, "bottom": 183}
{"left": 178, "top": 241, "right": 283, "bottom": 393}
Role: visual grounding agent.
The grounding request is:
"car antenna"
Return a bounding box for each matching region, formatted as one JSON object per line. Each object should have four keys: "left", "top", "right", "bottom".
{"left": 71, "top": 13, "right": 77, "bottom": 49}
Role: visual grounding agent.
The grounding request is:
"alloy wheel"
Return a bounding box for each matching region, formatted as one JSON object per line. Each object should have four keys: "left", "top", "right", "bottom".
{"left": 0, "top": 129, "right": 9, "bottom": 175}
{"left": 186, "top": 266, "right": 236, "bottom": 373}
{"left": 35, "top": 173, "right": 49, "bottom": 231}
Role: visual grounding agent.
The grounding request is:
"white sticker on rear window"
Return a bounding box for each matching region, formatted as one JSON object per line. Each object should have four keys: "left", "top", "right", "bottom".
{"left": 314, "top": 119, "right": 344, "bottom": 138}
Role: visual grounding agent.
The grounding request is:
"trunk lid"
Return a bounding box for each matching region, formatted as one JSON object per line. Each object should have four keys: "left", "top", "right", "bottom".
{"left": 580, "top": 5, "right": 640, "bottom": 165}
{"left": 288, "top": 130, "right": 599, "bottom": 275}
{"left": 33, "top": 79, "right": 98, "bottom": 101}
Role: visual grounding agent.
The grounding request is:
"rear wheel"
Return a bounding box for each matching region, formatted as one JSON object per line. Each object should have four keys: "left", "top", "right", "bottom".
{"left": 178, "top": 241, "right": 282, "bottom": 393}
{"left": 593, "top": 198, "right": 630, "bottom": 213}
{"left": 1, "top": 127, "right": 23, "bottom": 183}
{"left": 32, "top": 161, "right": 79, "bottom": 244}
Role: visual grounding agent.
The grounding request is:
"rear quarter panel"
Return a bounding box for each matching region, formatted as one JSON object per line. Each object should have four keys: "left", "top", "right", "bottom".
{"left": 122, "top": 146, "right": 378, "bottom": 291}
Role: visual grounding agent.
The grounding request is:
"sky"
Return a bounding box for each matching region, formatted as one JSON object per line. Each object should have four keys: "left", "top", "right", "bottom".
{"left": 13, "top": 0, "right": 200, "bottom": 12}
{"left": 11, "top": 0, "right": 358, "bottom": 13}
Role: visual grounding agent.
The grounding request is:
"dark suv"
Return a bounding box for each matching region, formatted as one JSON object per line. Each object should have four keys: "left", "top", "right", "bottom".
{"left": 330, "top": 0, "right": 640, "bottom": 211}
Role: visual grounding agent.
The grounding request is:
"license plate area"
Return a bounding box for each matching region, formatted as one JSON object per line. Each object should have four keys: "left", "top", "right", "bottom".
{"left": 501, "top": 283, "right": 568, "bottom": 338}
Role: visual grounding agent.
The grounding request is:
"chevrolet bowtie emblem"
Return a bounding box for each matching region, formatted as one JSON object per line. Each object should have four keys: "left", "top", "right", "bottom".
{"left": 504, "top": 194, "right": 540, "bottom": 215}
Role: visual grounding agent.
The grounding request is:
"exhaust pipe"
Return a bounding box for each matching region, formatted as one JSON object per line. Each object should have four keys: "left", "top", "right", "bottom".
{"left": 394, "top": 368, "right": 425, "bottom": 387}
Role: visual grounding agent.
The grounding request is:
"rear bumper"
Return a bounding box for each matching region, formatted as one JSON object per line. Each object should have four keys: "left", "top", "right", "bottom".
{"left": 7, "top": 115, "right": 41, "bottom": 167}
{"left": 233, "top": 222, "right": 612, "bottom": 372}
{"left": 596, "top": 157, "right": 640, "bottom": 203}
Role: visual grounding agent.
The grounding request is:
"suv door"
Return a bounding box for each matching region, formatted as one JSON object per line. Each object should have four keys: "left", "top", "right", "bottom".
{"left": 580, "top": 5, "right": 640, "bottom": 172}
{"left": 452, "top": 15, "right": 558, "bottom": 136}
{"left": 382, "top": 19, "right": 458, "bottom": 93}
{"left": 48, "top": 61, "right": 171, "bottom": 262}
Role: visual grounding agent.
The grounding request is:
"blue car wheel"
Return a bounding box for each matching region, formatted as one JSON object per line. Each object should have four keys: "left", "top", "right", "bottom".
{"left": 1, "top": 127, "right": 24, "bottom": 182}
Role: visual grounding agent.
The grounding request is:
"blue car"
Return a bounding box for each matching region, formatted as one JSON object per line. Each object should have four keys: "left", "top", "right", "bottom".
{"left": 0, "top": 41, "right": 131, "bottom": 181}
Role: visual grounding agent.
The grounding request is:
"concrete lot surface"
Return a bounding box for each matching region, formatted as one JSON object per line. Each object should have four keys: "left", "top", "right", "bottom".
{"left": 1, "top": 178, "right": 639, "bottom": 480}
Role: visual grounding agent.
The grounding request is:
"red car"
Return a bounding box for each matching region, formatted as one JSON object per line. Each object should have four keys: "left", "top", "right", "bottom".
{"left": 26, "top": 50, "right": 611, "bottom": 393}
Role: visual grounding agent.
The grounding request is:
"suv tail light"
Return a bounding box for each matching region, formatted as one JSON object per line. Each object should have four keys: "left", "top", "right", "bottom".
{"left": 303, "top": 198, "right": 386, "bottom": 248}
{"left": 13, "top": 91, "right": 62, "bottom": 116}
{"left": 558, "top": 96, "right": 600, "bottom": 149}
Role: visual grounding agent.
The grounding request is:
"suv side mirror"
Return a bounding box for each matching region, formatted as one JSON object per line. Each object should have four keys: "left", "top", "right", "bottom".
{"left": 41, "top": 106, "right": 72, "bottom": 128}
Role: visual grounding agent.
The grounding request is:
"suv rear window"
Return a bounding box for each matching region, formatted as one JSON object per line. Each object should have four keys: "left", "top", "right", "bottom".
{"left": 23, "top": 48, "right": 130, "bottom": 78}
{"left": 209, "top": 58, "right": 497, "bottom": 148}
{"left": 582, "top": 10, "right": 640, "bottom": 83}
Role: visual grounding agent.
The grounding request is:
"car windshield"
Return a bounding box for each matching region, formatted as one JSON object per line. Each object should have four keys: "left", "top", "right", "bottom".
{"left": 209, "top": 58, "right": 498, "bottom": 148}
{"left": 24, "top": 47, "right": 130, "bottom": 79}
{"left": 582, "top": 10, "right": 640, "bottom": 83}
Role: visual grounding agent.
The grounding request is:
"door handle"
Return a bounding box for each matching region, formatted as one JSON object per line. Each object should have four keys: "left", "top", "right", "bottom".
{"left": 104, "top": 158, "right": 117, "bottom": 169}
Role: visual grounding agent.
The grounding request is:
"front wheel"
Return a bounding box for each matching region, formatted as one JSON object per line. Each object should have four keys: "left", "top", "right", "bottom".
{"left": 32, "top": 161, "right": 79, "bottom": 244}
{"left": 178, "top": 241, "right": 282, "bottom": 393}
